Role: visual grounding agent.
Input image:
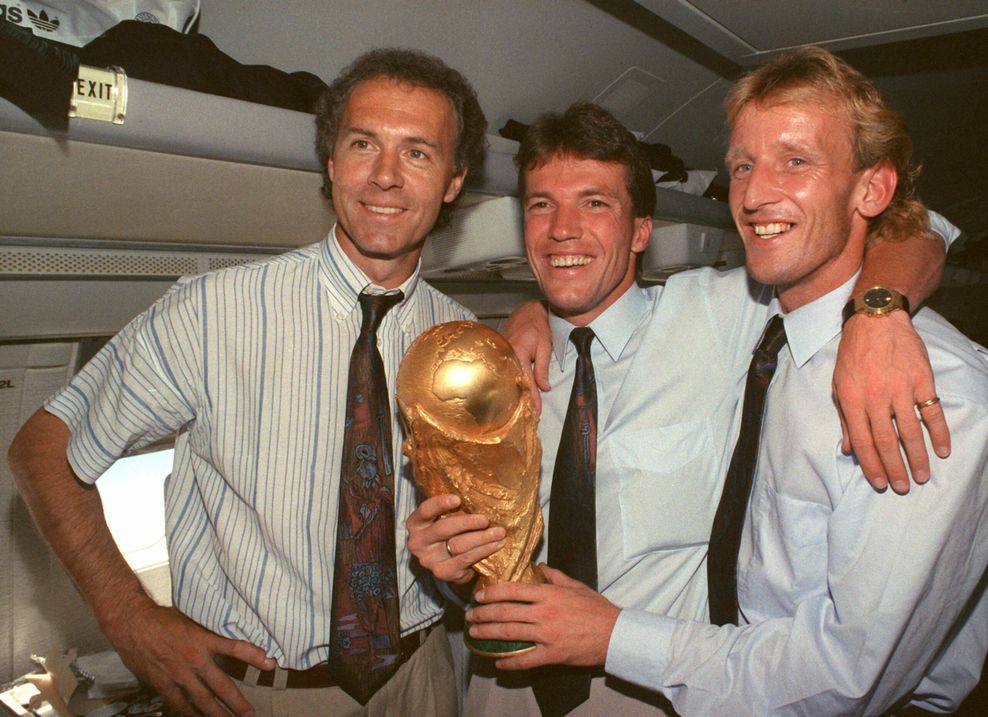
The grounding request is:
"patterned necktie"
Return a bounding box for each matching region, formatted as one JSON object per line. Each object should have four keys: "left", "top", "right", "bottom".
{"left": 707, "top": 314, "right": 788, "bottom": 626}
{"left": 533, "top": 326, "right": 598, "bottom": 717}
{"left": 329, "top": 290, "right": 404, "bottom": 704}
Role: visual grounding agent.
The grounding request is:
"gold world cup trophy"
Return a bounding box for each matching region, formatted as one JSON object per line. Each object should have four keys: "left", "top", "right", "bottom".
{"left": 396, "top": 320, "right": 544, "bottom": 657}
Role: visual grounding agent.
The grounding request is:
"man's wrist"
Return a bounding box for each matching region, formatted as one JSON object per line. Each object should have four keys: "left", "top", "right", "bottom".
{"left": 842, "top": 286, "right": 911, "bottom": 326}
{"left": 435, "top": 575, "right": 475, "bottom": 610}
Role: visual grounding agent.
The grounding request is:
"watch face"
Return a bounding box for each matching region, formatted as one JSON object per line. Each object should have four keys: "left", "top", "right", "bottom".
{"left": 863, "top": 288, "right": 893, "bottom": 310}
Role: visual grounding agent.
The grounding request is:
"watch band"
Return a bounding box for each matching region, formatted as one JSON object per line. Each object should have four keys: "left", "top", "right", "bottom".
{"left": 841, "top": 286, "right": 911, "bottom": 326}
{"left": 841, "top": 299, "right": 856, "bottom": 326}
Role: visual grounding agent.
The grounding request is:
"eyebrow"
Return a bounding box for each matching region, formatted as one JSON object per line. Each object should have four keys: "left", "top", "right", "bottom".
{"left": 725, "top": 138, "right": 818, "bottom": 165}
{"left": 724, "top": 148, "right": 746, "bottom": 165}
{"left": 525, "top": 187, "right": 619, "bottom": 201}
{"left": 775, "top": 138, "right": 816, "bottom": 155}
{"left": 342, "top": 126, "right": 441, "bottom": 150}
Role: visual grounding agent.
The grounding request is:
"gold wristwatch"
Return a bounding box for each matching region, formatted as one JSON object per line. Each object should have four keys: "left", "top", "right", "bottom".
{"left": 842, "top": 286, "right": 911, "bottom": 325}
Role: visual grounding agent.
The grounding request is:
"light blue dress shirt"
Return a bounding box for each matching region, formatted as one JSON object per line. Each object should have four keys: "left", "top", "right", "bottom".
{"left": 929, "top": 210, "right": 961, "bottom": 246}
{"left": 465, "top": 267, "right": 773, "bottom": 715}
{"left": 47, "top": 229, "right": 474, "bottom": 669}
{"left": 607, "top": 272, "right": 988, "bottom": 715}
{"left": 471, "top": 211, "right": 962, "bottom": 715}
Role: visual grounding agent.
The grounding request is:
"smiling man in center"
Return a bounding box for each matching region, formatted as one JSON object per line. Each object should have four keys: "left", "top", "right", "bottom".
{"left": 405, "top": 94, "right": 960, "bottom": 716}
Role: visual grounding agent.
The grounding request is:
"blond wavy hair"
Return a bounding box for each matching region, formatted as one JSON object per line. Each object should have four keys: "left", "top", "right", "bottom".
{"left": 726, "top": 46, "right": 932, "bottom": 245}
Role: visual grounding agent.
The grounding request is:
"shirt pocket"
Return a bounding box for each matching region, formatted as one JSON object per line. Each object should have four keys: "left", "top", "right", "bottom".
{"left": 609, "top": 418, "right": 719, "bottom": 560}
{"left": 739, "top": 488, "right": 830, "bottom": 612}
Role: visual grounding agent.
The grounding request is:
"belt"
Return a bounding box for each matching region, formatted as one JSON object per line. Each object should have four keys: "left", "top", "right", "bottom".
{"left": 215, "top": 623, "right": 438, "bottom": 689}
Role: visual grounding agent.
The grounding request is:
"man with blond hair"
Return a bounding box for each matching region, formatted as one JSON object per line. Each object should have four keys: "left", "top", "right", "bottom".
{"left": 462, "top": 48, "right": 988, "bottom": 716}
{"left": 408, "top": 62, "right": 973, "bottom": 714}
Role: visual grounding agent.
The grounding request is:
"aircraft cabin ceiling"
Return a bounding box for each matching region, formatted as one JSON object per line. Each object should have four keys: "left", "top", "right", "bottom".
{"left": 195, "top": 0, "right": 988, "bottom": 243}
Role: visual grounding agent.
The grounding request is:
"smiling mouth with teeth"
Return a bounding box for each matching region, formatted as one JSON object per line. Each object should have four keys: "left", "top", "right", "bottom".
{"left": 753, "top": 222, "right": 793, "bottom": 237}
{"left": 550, "top": 255, "right": 592, "bottom": 268}
{"left": 365, "top": 204, "right": 404, "bottom": 215}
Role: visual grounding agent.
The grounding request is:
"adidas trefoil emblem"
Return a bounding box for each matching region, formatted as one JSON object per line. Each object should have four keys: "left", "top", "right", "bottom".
{"left": 27, "top": 8, "right": 59, "bottom": 32}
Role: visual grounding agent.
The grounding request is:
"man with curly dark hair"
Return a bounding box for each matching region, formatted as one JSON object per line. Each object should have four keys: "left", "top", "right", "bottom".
{"left": 9, "top": 47, "right": 486, "bottom": 717}
{"left": 316, "top": 47, "right": 486, "bottom": 232}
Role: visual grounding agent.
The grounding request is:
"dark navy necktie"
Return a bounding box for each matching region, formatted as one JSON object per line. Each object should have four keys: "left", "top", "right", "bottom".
{"left": 328, "top": 290, "right": 404, "bottom": 704}
{"left": 707, "top": 314, "right": 787, "bottom": 626}
{"left": 534, "top": 326, "right": 598, "bottom": 717}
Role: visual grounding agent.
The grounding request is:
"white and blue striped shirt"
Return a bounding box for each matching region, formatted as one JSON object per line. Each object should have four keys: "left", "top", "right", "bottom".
{"left": 47, "top": 230, "right": 474, "bottom": 668}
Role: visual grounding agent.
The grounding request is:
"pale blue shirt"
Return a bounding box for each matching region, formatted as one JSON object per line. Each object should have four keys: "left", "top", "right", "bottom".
{"left": 471, "top": 213, "right": 962, "bottom": 714}
{"left": 929, "top": 210, "right": 961, "bottom": 247}
{"left": 47, "top": 229, "right": 474, "bottom": 669}
{"left": 608, "top": 273, "right": 988, "bottom": 715}
{"left": 466, "top": 267, "right": 773, "bottom": 715}
{"left": 539, "top": 271, "right": 770, "bottom": 606}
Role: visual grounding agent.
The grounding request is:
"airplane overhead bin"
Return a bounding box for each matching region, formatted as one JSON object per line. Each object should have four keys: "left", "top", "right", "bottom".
{"left": 0, "top": 66, "right": 735, "bottom": 337}
{"left": 423, "top": 195, "right": 735, "bottom": 282}
{"left": 422, "top": 196, "right": 527, "bottom": 277}
{"left": 0, "top": 82, "right": 740, "bottom": 341}
{"left": 426, "top": 135, "right": 736, "bottom": 281}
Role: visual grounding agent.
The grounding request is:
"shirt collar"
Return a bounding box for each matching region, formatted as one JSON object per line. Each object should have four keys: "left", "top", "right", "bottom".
{"left": 549, "top": 283, "right": 648, "bottom": 368}
{"left": 318, "top": 223, "right": 421, "bottom": 316}
{"left": 773, "top": 269, "right": 860, "bottom": 368}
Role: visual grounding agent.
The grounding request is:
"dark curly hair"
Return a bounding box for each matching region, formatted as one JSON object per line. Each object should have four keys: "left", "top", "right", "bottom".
{"left": 516, "top": 102, "right": 656, "bottom": 219}
{"left": 315, "top": 48, "right": 487, "bottom": 230}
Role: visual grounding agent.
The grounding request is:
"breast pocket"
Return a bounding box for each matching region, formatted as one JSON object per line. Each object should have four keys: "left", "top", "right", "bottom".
{"left": 609, "top": 418, "right": 720, "bottom": 560}
{"left": 738, "top": 488, "right": 830, "bottom": 611}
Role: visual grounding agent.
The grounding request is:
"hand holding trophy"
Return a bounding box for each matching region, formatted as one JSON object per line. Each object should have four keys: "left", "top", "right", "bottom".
{"left": 396, "top": 320, "right": 544, "bottom": 657}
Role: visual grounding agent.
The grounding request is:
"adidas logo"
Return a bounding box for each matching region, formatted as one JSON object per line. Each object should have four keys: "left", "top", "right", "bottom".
{"left": 27, "top": 7, "right": 59, "bottom": 32}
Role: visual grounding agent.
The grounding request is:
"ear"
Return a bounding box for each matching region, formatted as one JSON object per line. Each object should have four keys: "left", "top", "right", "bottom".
{"left": 856, "top": 162, "right": 897, "bottom": 218}
{"left": 327, "top": 157, "right": 336, "bottom": 183}
{"left": 631, "top": 215, "right": 653, "bottom": 254}
{"left": 443, "top": 168, "right": 468, "bottom": 204}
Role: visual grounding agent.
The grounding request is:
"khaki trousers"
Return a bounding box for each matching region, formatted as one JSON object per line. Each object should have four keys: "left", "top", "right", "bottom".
{"left": 236, "top": 625, "right": 458, "bottom": 717}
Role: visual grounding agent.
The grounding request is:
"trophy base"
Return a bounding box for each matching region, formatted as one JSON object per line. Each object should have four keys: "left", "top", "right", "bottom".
{"left": 465, "top": 632, "right": 536, "bottom": 658}
{"left": 464, "top": 570, "right": 545, "bottom": 658}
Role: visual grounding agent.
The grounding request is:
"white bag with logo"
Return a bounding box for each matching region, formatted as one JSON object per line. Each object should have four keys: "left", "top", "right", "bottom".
{"left": 1, "top": 1, "right": 201, "bottom": 47}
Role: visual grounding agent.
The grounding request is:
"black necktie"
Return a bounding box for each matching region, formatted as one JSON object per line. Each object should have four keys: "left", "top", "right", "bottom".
{"left": 534, "top": 326, "right": 598, "bottom": 717}
{"left": 707, "top": 314, "right": 787, "bottom": 626}
{"left": 329, "top": 290, "right": 404, "bottom": 704}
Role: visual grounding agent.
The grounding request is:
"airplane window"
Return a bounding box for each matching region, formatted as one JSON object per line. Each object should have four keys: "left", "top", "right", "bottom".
{"left": 96, "top": 448, "right": 171, "bottom": 573}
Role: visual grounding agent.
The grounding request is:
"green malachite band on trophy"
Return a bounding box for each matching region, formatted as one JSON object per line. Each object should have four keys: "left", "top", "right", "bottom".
{"left": 465, "top": 597, "right": 537, "bottom": 658}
